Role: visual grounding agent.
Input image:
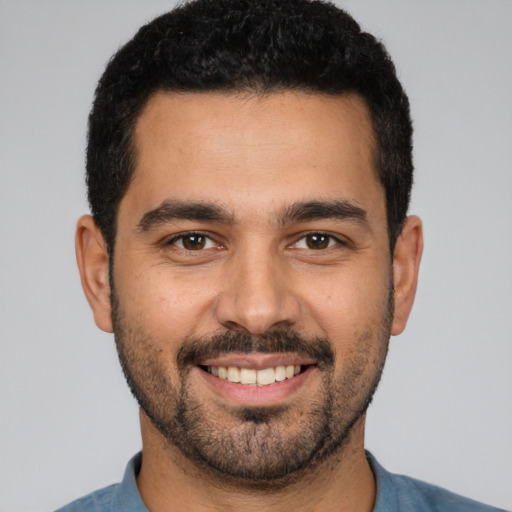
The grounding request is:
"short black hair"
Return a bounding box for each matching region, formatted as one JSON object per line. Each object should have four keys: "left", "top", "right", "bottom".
{"left": 87, "top": 0, "right": 413, "bottom": 255}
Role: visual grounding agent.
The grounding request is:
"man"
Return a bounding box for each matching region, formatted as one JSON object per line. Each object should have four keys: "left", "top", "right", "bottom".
{"left": 58, "top": 1, "right": 505, "bottom": 511}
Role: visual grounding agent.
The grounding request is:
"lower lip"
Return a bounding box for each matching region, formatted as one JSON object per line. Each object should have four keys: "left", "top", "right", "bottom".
{"left": 195, "top": 365, "right": 315, "bottom": 407}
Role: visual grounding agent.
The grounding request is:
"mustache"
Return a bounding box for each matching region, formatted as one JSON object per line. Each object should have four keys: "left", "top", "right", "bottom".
{"left": 177, "top": 330, "right": 335, "bottom": 368}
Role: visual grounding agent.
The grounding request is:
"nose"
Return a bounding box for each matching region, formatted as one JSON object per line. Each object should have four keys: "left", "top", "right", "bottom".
{"left": 214, "top": 247, "right": 301, "bottom": 335}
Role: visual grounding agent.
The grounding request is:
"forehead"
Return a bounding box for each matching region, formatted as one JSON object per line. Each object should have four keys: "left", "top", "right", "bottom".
{"left": 124, "top": 90, "right": 384, "bottom": 224}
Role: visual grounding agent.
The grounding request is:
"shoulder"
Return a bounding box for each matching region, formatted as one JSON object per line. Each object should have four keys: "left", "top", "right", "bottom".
{"left": 55, "top": 484, "right": 118, "bottom": 512}
{"left": 54, "top": 453, "right": 146, "bottom": 512}
{"left": 368, "top": 453, "right": 507, "bottom": 512}
{"left": 389, "top": 473, "right": 506, "bottom": 512}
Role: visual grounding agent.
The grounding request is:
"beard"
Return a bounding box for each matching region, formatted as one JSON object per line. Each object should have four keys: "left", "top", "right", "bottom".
{"left": 111, "top": 283, "right": 393, "bottom": 484}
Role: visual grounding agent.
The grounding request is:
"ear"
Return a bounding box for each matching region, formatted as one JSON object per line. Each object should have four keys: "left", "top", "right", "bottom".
{"left": 75, "top": 215, "right": 113, "bottom": 333}
{"left": 391, "top": 215, "right": 423, "bottom": 336}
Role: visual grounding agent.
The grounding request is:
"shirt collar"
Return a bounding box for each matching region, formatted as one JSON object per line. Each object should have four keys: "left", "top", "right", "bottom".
{"left": 366, "top": 451, "right": 400, "bottom": 511}
{"left": 111, "top": 452, "right": 148, "bottom": 512}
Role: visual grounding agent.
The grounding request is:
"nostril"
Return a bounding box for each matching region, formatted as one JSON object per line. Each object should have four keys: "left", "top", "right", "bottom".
{"left": 219, "top": 318, "right": 295, "bottom": 337}
{"left": 214, "top": 274, "right": 302, "bottom": 335}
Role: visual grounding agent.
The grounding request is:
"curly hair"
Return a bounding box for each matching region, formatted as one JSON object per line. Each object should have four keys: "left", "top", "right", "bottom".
{"left": 87, "top": 0, "right": 413, "bottom": 254}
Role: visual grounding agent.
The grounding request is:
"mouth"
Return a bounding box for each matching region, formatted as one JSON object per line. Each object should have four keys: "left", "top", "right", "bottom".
{"left": 200, "top": 364, "right": 309, "bottom": 386}
{"left": 194, "top": 354, "right": 316, "bottom": 406}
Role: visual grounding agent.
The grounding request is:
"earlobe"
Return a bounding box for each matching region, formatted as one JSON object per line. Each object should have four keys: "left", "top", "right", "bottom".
{"left": 391, "top": 215, "right": 423, "bottom": 336}
{"left": 75, "top": 215, "right": 113, "bottom": 333}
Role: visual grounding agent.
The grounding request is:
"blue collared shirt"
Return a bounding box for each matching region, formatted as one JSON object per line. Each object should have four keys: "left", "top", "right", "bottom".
{"left": 56, "top": 452, "right": 506, "bottom": 511}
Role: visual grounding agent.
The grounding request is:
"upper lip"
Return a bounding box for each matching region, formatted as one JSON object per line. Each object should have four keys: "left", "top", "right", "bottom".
{"left": 198, "top": 352, "right": 316, "bottom": 370}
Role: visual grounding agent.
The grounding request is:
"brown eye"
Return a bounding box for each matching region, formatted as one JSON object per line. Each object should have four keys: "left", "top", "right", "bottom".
{"left": 181, "top": 234, "right": 206, "bottom": 250}
{"left": 170, "top": 233, "right": 215, "bottom": 250}
{"left": 305, "top": 234, "right": 331, "bottom": 249}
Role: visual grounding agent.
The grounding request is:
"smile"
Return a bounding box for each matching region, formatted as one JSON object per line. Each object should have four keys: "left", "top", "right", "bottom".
{"left": 204, "top": 365, "right": 303, "bottom": 386}
{"left": 195, "top": 353, "right": 316, "bottom": 405}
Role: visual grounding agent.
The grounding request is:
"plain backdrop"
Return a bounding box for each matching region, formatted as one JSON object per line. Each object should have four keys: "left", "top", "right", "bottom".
{"left": 1, "top": 1, "right": 511, "bottom": 510}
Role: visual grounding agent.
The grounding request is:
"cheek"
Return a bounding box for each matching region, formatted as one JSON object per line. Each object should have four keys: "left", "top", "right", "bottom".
{"left": 300, "top": 263, "right": 391, "bottom": 339}
{"left": 114, "top": 261, "right": 220, "bottom": 343}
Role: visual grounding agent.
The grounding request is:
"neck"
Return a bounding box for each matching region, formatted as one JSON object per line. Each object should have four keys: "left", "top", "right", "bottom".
{"left": 136, "top": 411, "right": 376, "bottom": 512}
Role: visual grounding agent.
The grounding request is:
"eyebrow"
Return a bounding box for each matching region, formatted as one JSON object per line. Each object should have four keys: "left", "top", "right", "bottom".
{"left": 137, "top": 198, "right": 368, "bottom": 232}
{"left": 137, "top": 200, "right": 234, "bottom": 232}
{"left": 278, "top": 200, "right": 367, "bottom": 226}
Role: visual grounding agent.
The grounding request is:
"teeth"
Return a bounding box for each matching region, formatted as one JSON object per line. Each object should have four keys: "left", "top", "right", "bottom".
{"left": 275, "top": 366, "right": 286, "bottom": 381}
{"left": 256, "top": 367, "right": 275, "bottom": 386}
{"left": 227, "top": 366, "right": 241, "bottom": 383}
{"left": 240, "top": 368, "right": 257, "bottom": 384}
{"left": 207, "top": 364, "right": 304, "bottom": 385}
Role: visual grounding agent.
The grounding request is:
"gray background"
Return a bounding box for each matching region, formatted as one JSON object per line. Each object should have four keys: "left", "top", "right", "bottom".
{"left": 1, "top": 1, "right": 511, "bottom": 510}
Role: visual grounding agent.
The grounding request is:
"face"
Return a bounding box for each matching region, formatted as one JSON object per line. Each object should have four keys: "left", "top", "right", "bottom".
{"left": 95, "top": 91, "right": 408, "bottom": 481}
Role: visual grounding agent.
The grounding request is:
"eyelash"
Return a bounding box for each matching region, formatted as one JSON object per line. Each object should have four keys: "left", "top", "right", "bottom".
{"left": 166, "top": 231, "right": 219, "bottom": 251}
{"left": 293, "top": 232, "right": 345, "bottom": 250}
{"left": 165, "top": 231, "right": 345, "bottom": 251}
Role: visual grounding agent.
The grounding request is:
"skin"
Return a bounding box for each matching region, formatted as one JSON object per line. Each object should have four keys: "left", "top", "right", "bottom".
{"left": 76, "top": 91, "right": 423, "bottom": 512}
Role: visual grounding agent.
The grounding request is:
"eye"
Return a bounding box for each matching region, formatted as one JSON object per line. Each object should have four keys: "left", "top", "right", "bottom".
{"left": 294, "top": 233, "right": 340, "bottom": 250}
{"left": 169, "top": 233, "right": 217, "bottom": 251}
